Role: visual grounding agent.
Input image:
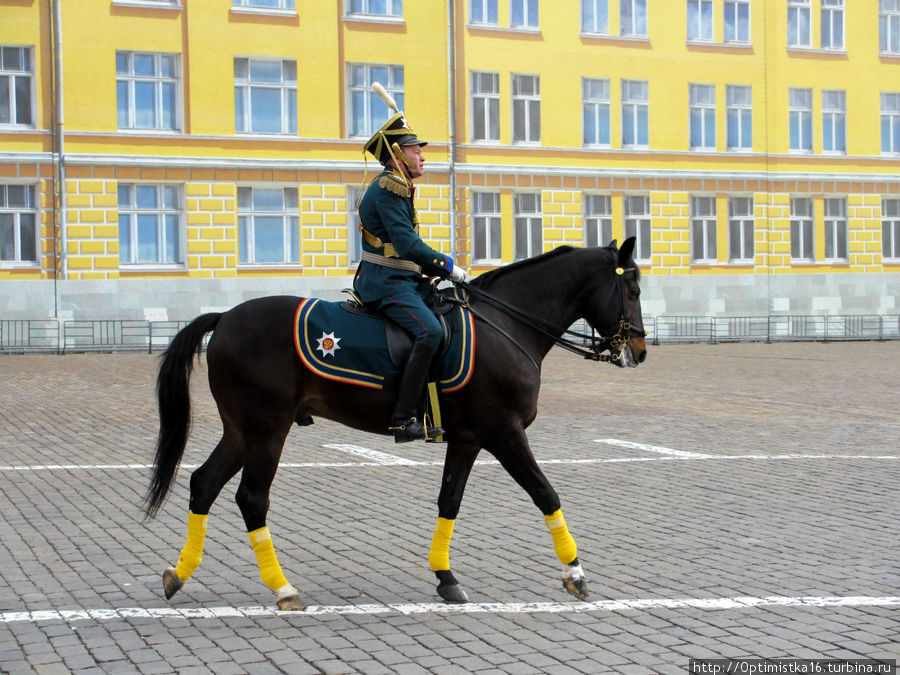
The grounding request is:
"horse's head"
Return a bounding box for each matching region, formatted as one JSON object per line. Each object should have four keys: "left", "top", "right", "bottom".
{"left": 591, "top": 237, "right": 647, "bottom": 368}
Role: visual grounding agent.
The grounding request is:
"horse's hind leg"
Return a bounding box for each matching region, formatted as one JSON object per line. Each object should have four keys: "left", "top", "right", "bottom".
{"left": 164, "top": 431, "right": 245, "bottom": 600}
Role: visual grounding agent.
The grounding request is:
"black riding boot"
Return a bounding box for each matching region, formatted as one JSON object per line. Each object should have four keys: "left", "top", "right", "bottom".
{"left": 391, "top": 341, "right": 444, "bottom": 443}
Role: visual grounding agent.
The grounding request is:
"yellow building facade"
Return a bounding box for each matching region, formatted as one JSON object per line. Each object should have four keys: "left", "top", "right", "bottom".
{"left": 1, "top": 0, "right": 898, "bottom": 320}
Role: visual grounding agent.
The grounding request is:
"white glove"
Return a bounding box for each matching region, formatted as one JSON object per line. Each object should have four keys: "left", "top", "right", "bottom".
{"left": 450, "top": 266, "right": 467, "bottom": 283}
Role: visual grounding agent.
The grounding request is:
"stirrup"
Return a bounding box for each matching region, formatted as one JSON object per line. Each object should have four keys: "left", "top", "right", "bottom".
{"left": 390, "top": 417, "right": 443, "bottom": 443}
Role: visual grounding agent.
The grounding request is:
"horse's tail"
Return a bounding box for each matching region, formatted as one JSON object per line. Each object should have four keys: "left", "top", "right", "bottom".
{"left": 144, "top": 312, "right": 222, "bottom": 519}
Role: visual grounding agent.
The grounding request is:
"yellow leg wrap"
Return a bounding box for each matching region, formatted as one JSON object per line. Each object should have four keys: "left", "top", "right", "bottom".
{"left": 545, "top": 509, "right": 578, "bottom": 565}
{"left": 174, "top": 511, "right": 208, "bottom": 582}
{"left": 428, "top": 517, "right": 455, "bottom": 571}
{"left": 248, "top": 526, "right": 290, "bottom": 591}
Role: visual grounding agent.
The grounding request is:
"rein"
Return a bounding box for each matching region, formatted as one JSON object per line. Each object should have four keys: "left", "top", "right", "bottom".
{"left": 451, "top": 267, "right": 641, "bottom": 366}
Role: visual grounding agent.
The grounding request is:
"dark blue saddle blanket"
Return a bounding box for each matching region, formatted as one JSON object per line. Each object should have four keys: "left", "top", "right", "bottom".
{"left": 293, "top": 287, "right": 475, "bottom": 392}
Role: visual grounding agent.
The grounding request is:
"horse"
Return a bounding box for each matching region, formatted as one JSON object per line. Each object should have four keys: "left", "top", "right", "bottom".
{"left": 144, "top": 237, "right": 647, "bottom": 610}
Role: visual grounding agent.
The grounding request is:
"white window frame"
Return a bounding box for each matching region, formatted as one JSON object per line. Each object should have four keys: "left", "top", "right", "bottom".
{"left": 824, "top": 197, "right": 847, "bottom": 262}
{"left": 511, "top": 73, "right": 540, "bottom": 144}
{"left": 624, "top": 195, "right": 651, "bottom": 262}
{"left": 584, "top": 194, "right": 612, "bottom": 248}
{"left": 723, "top": 0, "right": 750, "bottom": 43}
{"left": 790, "top": 197, "right": 814, "bottom": 262}
{"left": 347, "top": 63, "right": 404, "bottom": 138}
{"left": 880, "top": 0, "right": 900, "bottom": 54}
{"left": 622, "top": 79, "right": 649, "bottom": 148}
{"left": 117, "top": 183, "right": 184, "bottom": 266}
{"left": 234, "top": 56, "right": 296, "bottom": 135}
{"left": 238, "top": 186, "right": 300, "bottom": 265}
{"left": 510, "top": 0, "right": 539, "bottom": 28}
{"left": 689, "top": 84, "right": 716, "bottom": 150}
{"left": 883, "top": 198, "right": 900, "bottom": 260}
{"left": 513, "top": 192, "right": 542, "bottom": 261}
{"left": 0, "top": 46, "right": 34, "bottom": 128}
{"left": 0, "top": 184, "right": 38, "bottom": 265}
{"left": 345, "top": 0, "right": 402, "bottom": 19}
{"left": 822, "top": 89, "right": 846, "bottom": 154}
{"left": 116, "top": 51, "right": 181, "bottom": 131}
{"left": 726, "top": 84, "right": 752, "bottom": 151}
{"left": 620, "top": 0, "right": 647, "bottom": 37}
{"left": 471, "top": 71, "right": 500, "bottom": 143}
{"left": 471, "top": 191, "right": 502, "bottom": 264}
{"left": 789, "top": 87, "right": 813, "bottom": 153}
{"left": 687, "top": 0, "right": 714, "bottom": 42}
{"left": 787, "top": 0, "right": 811, "bottom": 48}
{"left": 882, "top": 92, "right": 900, "bottom": 155}
{"left": 583, "top": 78, "right": 611, "bottom": 147}
{"left": 581, "top": 0, "right": 609, "bottom": 34}
{"left": 820, "top": 0, "right": 844, "bottom": 50}
{"left": 470, "top": 0, "right": 498, "bottom": 25}
{"left": 691, "top": 196, "right": 717, "bottom": 263}
{"left": 728, "top": 196, "right": 755, "bottom": 263}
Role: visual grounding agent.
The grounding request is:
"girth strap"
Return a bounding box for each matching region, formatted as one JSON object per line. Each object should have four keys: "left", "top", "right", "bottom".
{"left": 360, "top": 250, "right": 422, "bottom": 274}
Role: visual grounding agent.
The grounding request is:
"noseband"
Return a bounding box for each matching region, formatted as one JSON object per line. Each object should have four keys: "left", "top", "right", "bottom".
{"left": 590, "top": 266, "right": 647, "bottom": 365}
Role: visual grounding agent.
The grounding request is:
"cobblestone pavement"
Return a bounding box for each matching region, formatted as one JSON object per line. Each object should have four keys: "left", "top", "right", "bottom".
{"left": 0, "top": 341, "right": 898, "bottom": 674}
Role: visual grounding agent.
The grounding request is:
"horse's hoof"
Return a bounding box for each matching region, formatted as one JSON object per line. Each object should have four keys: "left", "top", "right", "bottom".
{"left": 561, "top": 560, "right": 589, "bottom": 600}
{"left": 435, "top": 570, "right": 469, "bottom": 604}
{"left": 162, "top": 567, "right": 183, "bottom": 600}
{"left": 276, "top": 584, "right": 305, "bottom": 611}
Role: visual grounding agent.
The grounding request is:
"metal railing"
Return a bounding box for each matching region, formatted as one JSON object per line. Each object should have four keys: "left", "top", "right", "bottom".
{"left": 1, "top": 315, "right": 899, "bottom": 354}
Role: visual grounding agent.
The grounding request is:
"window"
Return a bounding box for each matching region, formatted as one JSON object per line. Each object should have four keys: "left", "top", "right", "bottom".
{"left": 234, "top": 57, "right": 296, "bottom": 135}
{"left": 723, "top": 0, "right": 750, "bottom": 43}
{"left": 470, "top": 0, "right": 498, "bottom": 24}
{"left": 348, "top": 64, "right": 403, "bottom": 137}
{"left": 790, "top": 197, "right": 814, "bottom": 262}
{"left": 728, "top": 196, "right": 754, "bottom": 262}
{"left": 789, "top": 87, "right": 813, "bottom": 153}
{"left": 116, "top": 52, "right": 179, "bottom": 130}
{"left": 883, "top": 198, "right": 900, "bottom": 260}
{"left": 624, "top": 195, "right": 651, "bottom": 262}
{"left": 787, "top": 0, "right": 811, "bottom": 47}
{"left": 620, "top": 0, "right": 647, "bottom": 36}
{"left": 881, "top": 0, "right": 900, "bottom": 53}
{"left": 691, "top": 196, "right": 717, "bottom": 262}
{"left": 238, "top": 186, "right": 299, "bottom": 265}
{"left": 472, "top": 192, "right": 502, "bottom": 263}
{"left": 726, "top": 85, "right": 752, "bottom": 150}
{"left": 513, "top": 193, "right": 542, "bottom": 261}
{"left": 820, "top": 0, "right": 843, "bottom": 49}
{"left": 687, "top": 0, "right": 713, "bottom": 41}
{"left": 0, "top": 46, "right": 33, "bottom": 127}
{"left": 348, "top": 187, "right": 361, "bottom": 265}
{"left": 582, "top": 0, "right": 608, "bottom": 33}
{"left": 882, "top": 92, "right": 900, "bottom": 154}
{"left": 824, "top": 198, "right": 847, "bottom": 262}
{"left": 622, "top": 80, "right": 648, "bottom": 147}
{"left": 584, "top": 194, "right": 612, "bottom": 248}
{"left": 583, "top": 78, "right": 610, "bottom": 147}
{"left": 0, "top": 185, "right": 37, "bottom": 264}
{"left": 822, "top": 90, "right": 845, "bottom": 154}
{"left": 117, "top": 184, "right": 182, "bottom": 265}
{"left": 690, "top": 84, "right": 716, "bottom": 150}
{"left": 233, "top": 0, "right": 295, "bottom": 9}
{"left": 511, "top": 0, "right": 538, "bottom": 28}
{"left": 471, "top": 72, "right": 499, "bottom": 142}
{"left": 347, "top": 0, "right": 402, "bottom": 18}
{"left": 512, "top": 74, "right": 540, "bottom": 144}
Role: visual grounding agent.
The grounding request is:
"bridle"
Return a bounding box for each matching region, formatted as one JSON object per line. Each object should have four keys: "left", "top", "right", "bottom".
{"left": 450, "top": 265, "right": 646, "bottom": 370}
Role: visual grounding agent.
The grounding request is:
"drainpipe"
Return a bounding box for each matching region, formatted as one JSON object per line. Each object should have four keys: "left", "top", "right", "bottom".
{"left": 447, "top": 0, "right": 457, "bottom": 258}
{"left": 52, "top": 0, "right": 67, "bottom": 286}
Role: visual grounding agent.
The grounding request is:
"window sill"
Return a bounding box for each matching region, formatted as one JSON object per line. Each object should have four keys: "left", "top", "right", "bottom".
{"left": 343, "top": 14, "right": 404, "bottom": 25}
{"left": 117, "top": 128, "right": 182, "bottom": 135}
{"left": 119, "top": 264, "right": 187, "bottom": 273}
{"left": 467, "top": 24, "right": 540, "bottom": 35}
{"left": 112, "top": 0, "right": 182, "bottom": 9}
{"left": 0, "top": 262, "right": 41, "bottom": 269}
{"left": 583, "top": 144, "right": 612, "bottom": 150}
{"left": 879, "top": 51, "right": 900, "bottom": 59}
{"left": 686, "top": 39, "right": 753, "bottom": 50}
{"left": 238, "top": 263, "right": 302, "bottom": 270}
{"left": 230, "top": 6, "right": 297, "bottom": 18}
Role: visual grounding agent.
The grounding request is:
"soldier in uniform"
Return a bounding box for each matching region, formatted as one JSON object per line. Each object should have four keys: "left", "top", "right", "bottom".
{"left": 354, "top": 110, "right": 467, "bottom": 443}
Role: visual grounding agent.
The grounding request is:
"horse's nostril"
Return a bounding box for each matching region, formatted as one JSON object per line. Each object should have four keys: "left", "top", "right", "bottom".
{"left": 637, "top": 350, "right": 647, "bottom": 363}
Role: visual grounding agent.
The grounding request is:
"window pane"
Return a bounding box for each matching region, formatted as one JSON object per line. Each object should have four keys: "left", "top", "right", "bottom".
{"left": 254, "top": 216, "right": 285, "bottom": 263}
{"left": 253, "top": 188, "right": 285, "bottom": 210}
{"left": 137, "top": 213, "right": 159, "bottom": 262}
{"left": 119, "top": 214, "right": 132, "bottom": 262}
{"left": 0, "top": 213, "right": 14, "bottom": 260}
{"left": 117, "top": 80, "right": 130, "bottom": 127}
{"left": 135, "top": 185, "right": 158, "bottom": 208}
{"left": 134, "top": 81, "right": 156, "bottom": 127}
{"left": 250, "top": 87, "right": 282, "bottom": 132}
{"left": 250, "top": 60, "right": 283, "bottom": 83}
{"left": 133, "top": 54, "right": 155, "bottom": 76}
{"left": 165, "top": 214, "right": 179, "bottom": 262}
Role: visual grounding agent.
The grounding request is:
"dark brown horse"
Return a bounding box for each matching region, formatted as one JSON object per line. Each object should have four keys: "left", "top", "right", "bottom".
{"left": 145, "top": 238, "right": 647, "bottom": 610}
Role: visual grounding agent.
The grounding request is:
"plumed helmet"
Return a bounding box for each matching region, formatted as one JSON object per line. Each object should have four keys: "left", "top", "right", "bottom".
{"left": 363, "top": 84, "right": 427, "bottom": 166}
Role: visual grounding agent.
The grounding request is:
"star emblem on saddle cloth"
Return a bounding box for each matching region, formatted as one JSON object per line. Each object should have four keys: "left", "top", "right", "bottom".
{"left": 316, "top": 331, "right": 341, "bottom": 358}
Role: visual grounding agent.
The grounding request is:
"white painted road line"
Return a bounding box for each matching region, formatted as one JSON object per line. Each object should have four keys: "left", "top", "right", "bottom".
{"left": 595, "top": 438, "right": 714, "bottom": 458}
{"left": 322, "top": 443, "right": 418, "bottom": 465}
{"left": 2, "top": 595, "right": 899, "bottom": 625}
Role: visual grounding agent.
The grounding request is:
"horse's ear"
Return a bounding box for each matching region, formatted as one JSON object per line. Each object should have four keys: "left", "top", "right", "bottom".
{"left": 619, "top": 236, "right": 636, "bottom": 264}
{"left": 606, "top": 239, "right": 618, "bottom": 250}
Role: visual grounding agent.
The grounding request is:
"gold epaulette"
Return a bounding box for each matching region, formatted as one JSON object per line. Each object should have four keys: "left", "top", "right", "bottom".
{"left": 378, "top": 173, "right": 411, "bottom": 198}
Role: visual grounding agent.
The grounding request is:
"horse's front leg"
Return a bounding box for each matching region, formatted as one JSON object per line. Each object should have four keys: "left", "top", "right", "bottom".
{"left": 492, "top": 429, "right": 588, "bottom": 600}
{"left": 429, "top": 442, "right": 480, "bottom": 603}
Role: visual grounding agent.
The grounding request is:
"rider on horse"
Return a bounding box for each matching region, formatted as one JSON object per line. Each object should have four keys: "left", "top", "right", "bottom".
{"left": 354, "top": 108, "right": 467, "bottom": 443}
